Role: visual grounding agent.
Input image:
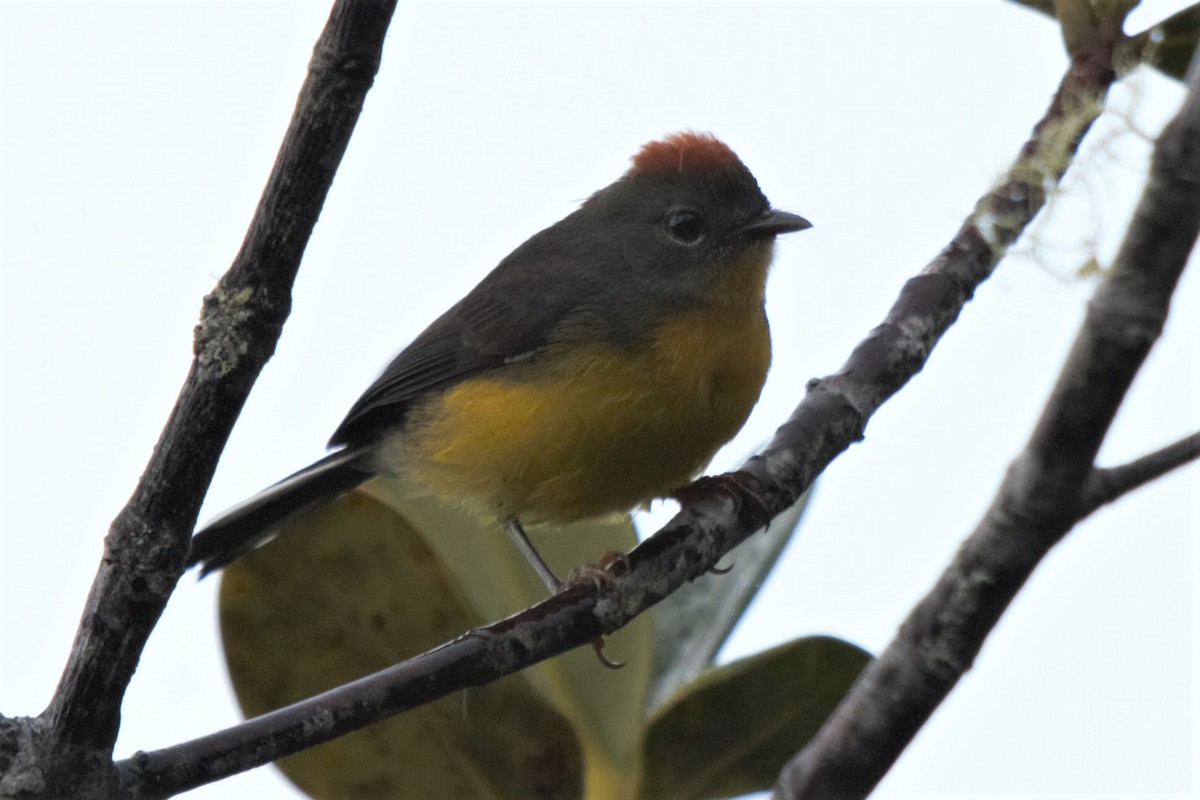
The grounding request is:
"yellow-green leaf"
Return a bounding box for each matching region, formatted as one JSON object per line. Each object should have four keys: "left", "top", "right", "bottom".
{"left": 637, "top": 636, "right": 871, "bottom": 800}
{"left": 220, "top": 490, "right": 583, "bottom": 799}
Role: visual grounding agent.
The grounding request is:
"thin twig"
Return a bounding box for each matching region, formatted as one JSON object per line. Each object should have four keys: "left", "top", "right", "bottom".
{"left": 1081, "top": 431, "right": 1200, "bottom": 514}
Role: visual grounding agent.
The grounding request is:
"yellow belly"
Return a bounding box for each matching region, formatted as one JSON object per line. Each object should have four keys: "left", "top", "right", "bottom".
{"left": 401, "top": 304, "right": 771, "bottom": 524}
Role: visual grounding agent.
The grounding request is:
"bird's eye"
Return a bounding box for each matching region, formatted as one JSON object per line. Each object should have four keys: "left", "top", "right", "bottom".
{"left": 665, "top": 210, "right": 705, "bottom": 244}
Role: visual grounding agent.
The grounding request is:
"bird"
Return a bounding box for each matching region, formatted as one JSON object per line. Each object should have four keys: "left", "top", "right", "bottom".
{"left": 188, "top": 131, "right": 810, "bottom": 592}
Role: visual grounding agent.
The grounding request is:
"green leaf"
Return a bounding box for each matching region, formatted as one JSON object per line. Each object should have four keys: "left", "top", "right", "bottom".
{"left": 220, "top": 490, "right": 583, "bottom": 799}
{"left": 638, "top": 636, "right": 872, "bottom": 800}
{"left": 648, "top": 487, "right": 814, "bottom": 709}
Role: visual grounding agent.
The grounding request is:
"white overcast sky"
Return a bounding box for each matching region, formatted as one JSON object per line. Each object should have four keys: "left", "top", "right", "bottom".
{"left": 1, "top": 1, "right": 1197, "bottom": 798}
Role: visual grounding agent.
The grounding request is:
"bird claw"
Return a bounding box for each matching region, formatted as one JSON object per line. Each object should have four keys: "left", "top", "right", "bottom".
{"left": 560, "top": 552, "right": 629, "bottom": 669}
{"left": 563, "top": 550, "right": 628, "bottom": 591}
{"left": 590, "top": 636, "right": 625, "bottom": 670}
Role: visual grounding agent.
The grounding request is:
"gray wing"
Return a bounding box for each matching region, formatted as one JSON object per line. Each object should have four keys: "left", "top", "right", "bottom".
{"left": 328, "top": 218, "right": 623, "bottom": 446}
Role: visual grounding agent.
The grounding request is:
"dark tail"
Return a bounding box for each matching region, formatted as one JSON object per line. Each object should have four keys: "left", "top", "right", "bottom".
{"left": 188, "top": 449, "right": 374, "bottom": 576}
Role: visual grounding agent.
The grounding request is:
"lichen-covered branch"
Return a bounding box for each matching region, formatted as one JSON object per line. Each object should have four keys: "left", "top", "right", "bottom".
{"left": 773, "top": 41, "right": 1200, "bottom": 800}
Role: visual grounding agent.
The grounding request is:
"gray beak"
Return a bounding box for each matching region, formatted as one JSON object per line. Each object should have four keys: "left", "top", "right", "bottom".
{"left": 741, "top": 209, "right": 812, "bottom": 237}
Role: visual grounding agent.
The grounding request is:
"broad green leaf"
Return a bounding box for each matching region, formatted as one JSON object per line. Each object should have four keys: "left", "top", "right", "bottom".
{"left": 648, "top": 488, "right": 814, "bottom": 709}
{"left": 220, "top": 490, "right": 583, "bottom": 799}
{"left": 637, "top": 636, "right": 871, "bottom": 800}
{"left": 362, "top": 479, "right": 654, "bottom": 800}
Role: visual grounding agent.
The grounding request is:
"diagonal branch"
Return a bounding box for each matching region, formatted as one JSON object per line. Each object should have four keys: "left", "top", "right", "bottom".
{"left": 738, "top": 33, "right": 1118, "bottom": 514}
{"left": 115, "top": 32, "right": 1121, "bottom": 799}
{"left": 14, "top": 1, "right": 399, "bottom": 796}
{"left": 773, "top": 40, "right": 1200, "bottom": 800}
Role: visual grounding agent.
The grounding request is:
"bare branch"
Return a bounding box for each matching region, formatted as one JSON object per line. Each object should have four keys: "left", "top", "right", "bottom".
{"left": 1, "top": 2, "right": 400, "bottom": 797}
{"left": 1081, "top": 431, "right": 1200, "bottom": 514}
{"left": 773, "top": 38, "right": 1200, "bottom": 800}
{"left": 113, "top": 27, "right": 1121, "bottom": 798}
{"left": 121, "top": 595, "right": 579, "bottom": 798}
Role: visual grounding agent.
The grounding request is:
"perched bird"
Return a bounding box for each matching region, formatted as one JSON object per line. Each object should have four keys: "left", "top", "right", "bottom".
{"left": 189, "top": 132, "right": 810, "bottom": 589}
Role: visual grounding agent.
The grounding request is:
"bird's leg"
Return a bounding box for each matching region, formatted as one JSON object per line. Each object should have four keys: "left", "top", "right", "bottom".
{"left": 500, "top": 516, "right": 564, "bottom": 593}
{"left": 499, "top": 516, "right": 624, "bottom": 669}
